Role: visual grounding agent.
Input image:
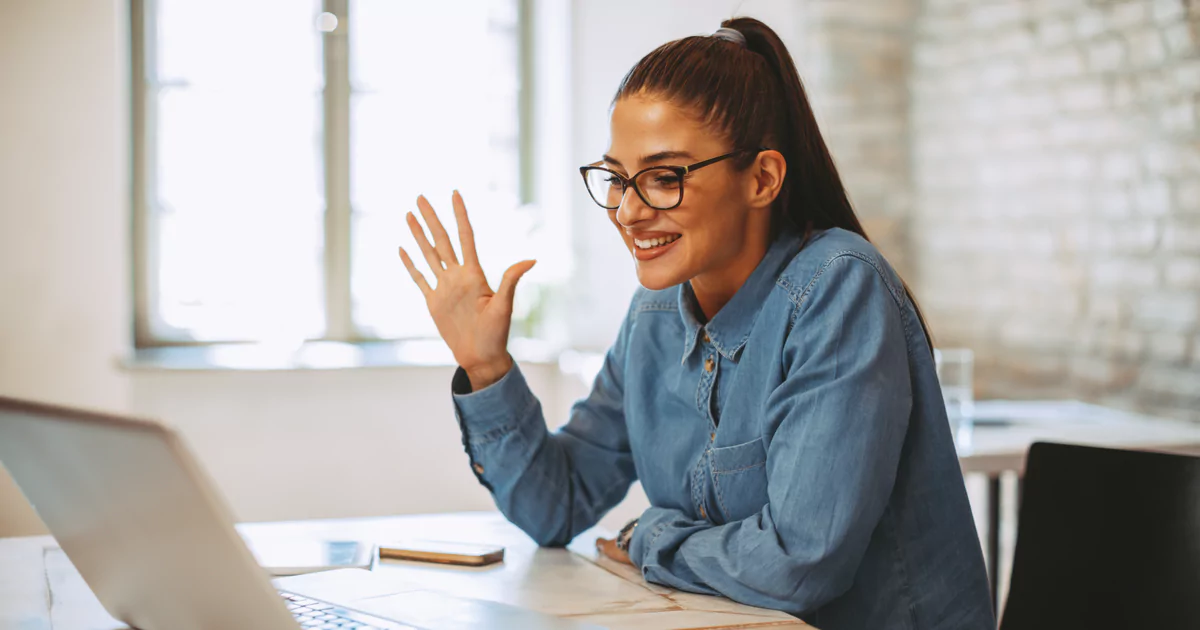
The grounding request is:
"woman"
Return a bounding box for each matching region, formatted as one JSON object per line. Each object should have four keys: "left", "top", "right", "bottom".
{"left": 398, "top": 17, "right": 995, "bottom": 630}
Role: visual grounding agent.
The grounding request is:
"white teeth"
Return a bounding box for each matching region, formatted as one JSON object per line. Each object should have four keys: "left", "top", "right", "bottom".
{"left": 633, "top": 234, "right": 681, "bottom": 250}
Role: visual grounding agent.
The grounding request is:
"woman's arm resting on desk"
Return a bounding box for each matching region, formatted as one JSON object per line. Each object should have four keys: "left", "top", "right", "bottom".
{"left": 629, "top": 256, "right": 913, "bottom": 614}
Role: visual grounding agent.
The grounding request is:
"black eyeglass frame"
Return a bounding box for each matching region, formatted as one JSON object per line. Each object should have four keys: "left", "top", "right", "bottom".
{"left": 578, "top": 147, "right": 770, "bottom": 211}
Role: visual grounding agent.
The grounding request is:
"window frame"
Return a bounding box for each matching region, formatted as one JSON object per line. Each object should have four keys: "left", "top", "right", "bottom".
{"left": 130, "top": 0, "right": 534, "bottom": 348}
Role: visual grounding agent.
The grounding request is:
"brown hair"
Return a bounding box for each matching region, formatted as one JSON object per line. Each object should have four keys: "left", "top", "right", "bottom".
{"left": 614, "top": 16, "right": 934, "bottom": 351}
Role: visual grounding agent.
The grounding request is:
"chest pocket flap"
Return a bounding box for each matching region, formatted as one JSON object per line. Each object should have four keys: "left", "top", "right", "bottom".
{"left": 709, "top": 437, "right": 770, "bottom": 523}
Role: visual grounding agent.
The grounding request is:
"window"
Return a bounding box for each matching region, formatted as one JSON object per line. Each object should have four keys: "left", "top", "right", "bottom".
{"left": 133, "top": 0, "right": 553, "bottom": 348}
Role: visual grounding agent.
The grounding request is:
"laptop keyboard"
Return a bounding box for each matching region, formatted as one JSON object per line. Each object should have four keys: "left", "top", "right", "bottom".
{"left": 281, "top": 592, "right": 417, "bottom": 629}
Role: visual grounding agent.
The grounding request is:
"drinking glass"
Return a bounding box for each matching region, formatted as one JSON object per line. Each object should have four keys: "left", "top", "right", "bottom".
{"left": 934, "top": 348, "right": 975, "bottom": 450}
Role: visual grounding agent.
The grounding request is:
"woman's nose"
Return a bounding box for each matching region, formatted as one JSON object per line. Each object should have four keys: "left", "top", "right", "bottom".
{"left": 615, "top": 187, "right": 656, "bottom": 227}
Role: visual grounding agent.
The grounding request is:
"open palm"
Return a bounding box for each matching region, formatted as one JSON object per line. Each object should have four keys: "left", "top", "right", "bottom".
{"left": 398, "top": 191, "right": 536, "bottom": 390}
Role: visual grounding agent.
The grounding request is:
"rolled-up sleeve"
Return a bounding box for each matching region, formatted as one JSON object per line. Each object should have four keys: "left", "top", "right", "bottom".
{"left": 452, "top": 304, "right": 638, "bottom": 547}
{"left": 628, "top": 255, "right": 913, "bottom": 615}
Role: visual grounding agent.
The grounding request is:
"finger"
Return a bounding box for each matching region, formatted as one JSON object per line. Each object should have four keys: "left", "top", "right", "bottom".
{"left": 452, "top": 190, "right": 480, "bottom": 269}
{"left": 597, "top": 538, "right": 625, "bottom": 563}
{"left": 406, "top": 210, "right": 444, "bottom": 276}
{"left": 496, "top": 259, "right": 537, "bottom": 310}
{"left": 397, "top": 247, "right": 433, "bottom": 298}
{"left": 416, "top": 195, "right": 460, "bottom": 267}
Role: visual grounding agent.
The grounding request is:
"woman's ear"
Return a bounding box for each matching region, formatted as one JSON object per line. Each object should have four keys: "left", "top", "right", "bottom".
{"left": 747, "top": 150, "right": 786, "bottom": 209}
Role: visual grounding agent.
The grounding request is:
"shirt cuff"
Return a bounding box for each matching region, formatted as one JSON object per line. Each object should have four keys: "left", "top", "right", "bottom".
{"left": 628, "top": 506, "right": 669, "bottom": 571}
{"left": 451, "top": 362, "right": 536, "bottom": 437}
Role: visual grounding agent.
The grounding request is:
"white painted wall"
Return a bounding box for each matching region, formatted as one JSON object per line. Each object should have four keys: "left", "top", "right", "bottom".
{"left": 0, "top": 0, "right": 131, "bottom": 536}
{"left": 127, "top": 363, "right": 580, "bottom": 522}
{"left": 0, "top": 0, "right": 806, "bottom": 539}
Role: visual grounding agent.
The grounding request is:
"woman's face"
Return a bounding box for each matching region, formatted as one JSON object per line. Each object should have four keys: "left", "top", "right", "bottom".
{"left": 602, "top": 95, "right": 767, "bottom": 291}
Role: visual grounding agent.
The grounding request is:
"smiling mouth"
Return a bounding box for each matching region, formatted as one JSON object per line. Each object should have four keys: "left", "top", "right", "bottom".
{"left": 633, "top": 234, "right": 681, "bottom": 250}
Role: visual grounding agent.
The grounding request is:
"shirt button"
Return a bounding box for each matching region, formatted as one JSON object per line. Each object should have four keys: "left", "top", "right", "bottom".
{"left": 701, "top": 331, "right": 711, "bottom": 343}
{"left": 699, "top": 505, "right": 707, "bottom": 519}
{"left": 472, "top": 463, "right": 484, "bottom": 475}
{"left": 710, "top": 432, "right": 715, "bottom": 441}
{"left": 704, "top": 357, "right": 715, "bottom": 372}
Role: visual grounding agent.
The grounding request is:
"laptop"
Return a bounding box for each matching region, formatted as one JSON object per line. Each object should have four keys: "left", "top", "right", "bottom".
{"left": 0, "top": 395, "right": 598, "bottom": 630}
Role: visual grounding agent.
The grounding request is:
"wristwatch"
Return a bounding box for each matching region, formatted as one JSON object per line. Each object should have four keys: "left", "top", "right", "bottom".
{"left": 615, "top": 518, "right": 639, "bottom": 552}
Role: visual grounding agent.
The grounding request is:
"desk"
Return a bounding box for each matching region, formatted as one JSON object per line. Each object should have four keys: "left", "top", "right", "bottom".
{"left": 957, "top": 400, "right": 1200, "bottom": 607}
{"left": 0, "top": 512, "right": 809, "bottom": 630}
{"left": 6, "top": 402, "right": 1195, "bottom": 627}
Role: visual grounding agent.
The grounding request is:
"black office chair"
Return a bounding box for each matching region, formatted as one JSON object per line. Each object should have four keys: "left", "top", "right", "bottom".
{"left": 1000, "top": 442, "right": 1200, "bottom": 630}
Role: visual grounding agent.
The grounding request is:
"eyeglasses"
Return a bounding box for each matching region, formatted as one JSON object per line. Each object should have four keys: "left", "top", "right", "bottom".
{"left": 579, "top": 147, "right": 767, "bottom": 211}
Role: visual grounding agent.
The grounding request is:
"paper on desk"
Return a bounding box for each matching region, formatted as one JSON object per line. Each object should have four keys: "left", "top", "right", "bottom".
{"left": 43, "top": 546, "right": 127, "bottom": 630}
{"left": 569, "top": 532, "right": 795, "bottom": 622}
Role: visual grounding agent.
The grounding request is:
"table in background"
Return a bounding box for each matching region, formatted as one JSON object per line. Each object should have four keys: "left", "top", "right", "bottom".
{"left": 0, "top": 512, "right": 809, "bottom": 630}
{"left": 957, "top": 400, "right": 1200, "bottom": 608}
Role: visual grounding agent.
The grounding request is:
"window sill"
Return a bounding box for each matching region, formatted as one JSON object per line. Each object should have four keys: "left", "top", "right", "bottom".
{"left": 121, "top": 338, "right": 572, "bottom": 373}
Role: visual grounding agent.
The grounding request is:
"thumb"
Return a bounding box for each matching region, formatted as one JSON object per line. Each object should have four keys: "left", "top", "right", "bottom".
{"left": 496, "top": 259, "right": 537, "bottom": 309}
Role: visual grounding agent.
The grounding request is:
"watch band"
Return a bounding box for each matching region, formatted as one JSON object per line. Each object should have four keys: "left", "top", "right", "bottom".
{"left": 615, "top": 518, "right": 639, "bottom": 552}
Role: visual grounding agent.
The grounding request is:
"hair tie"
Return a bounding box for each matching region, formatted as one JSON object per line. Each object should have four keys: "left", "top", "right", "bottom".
{"left": 712, "top": 27, "right": 746, "bottom": 47}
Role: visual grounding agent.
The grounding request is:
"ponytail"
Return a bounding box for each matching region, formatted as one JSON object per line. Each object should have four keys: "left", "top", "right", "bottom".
{"left": 726, "top": 17, "right": 860, "bottom": 241}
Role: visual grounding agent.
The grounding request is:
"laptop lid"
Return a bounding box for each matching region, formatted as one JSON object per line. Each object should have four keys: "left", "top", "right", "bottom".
{"left": 0, "top": 395, "right": 297, "bottom": 630}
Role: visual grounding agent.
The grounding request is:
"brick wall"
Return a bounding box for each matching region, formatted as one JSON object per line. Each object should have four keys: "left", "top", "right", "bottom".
{"left": 907, "top": 0, "right": 1200, "bottom": 420}
{"left": 800, "top": 1, "right": 920, "bottom": 280}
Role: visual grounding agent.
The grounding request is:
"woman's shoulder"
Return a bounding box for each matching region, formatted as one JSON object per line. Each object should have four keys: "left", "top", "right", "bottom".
{"left": 774, "top": 227, "right": 908, "bottom": 311}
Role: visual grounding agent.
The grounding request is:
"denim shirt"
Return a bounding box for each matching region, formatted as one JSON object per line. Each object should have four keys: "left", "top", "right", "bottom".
{"left": 451, "top": 228, "right": 996, "bottom": 630}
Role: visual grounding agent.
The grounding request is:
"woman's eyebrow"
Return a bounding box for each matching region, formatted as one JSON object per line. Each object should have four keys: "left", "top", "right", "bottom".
{"left": 602, "top": 150, "right": 695, "bottom": 168}
{"left": 641, "top": 150, "right": 694, "bottom": 164}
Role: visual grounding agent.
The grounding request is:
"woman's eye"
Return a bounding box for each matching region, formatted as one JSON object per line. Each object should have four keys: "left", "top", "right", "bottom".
{"left": 654, "top": 175, "right": 681, "bottom": 187}
{"left": 603, "top": 175, "right": 623, "bottom": 185}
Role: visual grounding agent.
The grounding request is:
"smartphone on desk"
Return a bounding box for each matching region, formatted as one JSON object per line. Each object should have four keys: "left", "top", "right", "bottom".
{"left": 377, "top": 540, "right": 505, "bottom": 567}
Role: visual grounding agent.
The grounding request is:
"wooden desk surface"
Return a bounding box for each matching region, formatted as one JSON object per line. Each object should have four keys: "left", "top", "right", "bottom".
{"left": 0, "top": 511, "right": 808, "bottom": 630}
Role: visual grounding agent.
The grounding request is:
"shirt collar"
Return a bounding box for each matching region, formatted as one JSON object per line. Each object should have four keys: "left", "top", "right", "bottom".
{"left": 679, "top": 232, "right": 804, "bottom": 364}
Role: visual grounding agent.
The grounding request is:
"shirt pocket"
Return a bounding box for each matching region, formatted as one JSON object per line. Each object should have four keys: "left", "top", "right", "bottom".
{"left": 709, "top": 438, "right": 770, "bottom": 524}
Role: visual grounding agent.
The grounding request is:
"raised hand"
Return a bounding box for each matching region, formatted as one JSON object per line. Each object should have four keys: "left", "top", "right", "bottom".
{"left": 398, "top": 191, "right": 536, "bottom": 391}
